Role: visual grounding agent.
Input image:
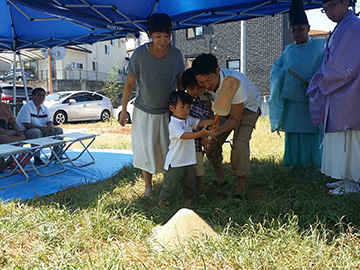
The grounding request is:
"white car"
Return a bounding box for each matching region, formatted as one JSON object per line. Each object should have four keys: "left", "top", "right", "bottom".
{"left": 44, "top": 91, "right": 113, "bottom": 125}
{"left": 114, "top": 97, "right": 135, "bottom": 123}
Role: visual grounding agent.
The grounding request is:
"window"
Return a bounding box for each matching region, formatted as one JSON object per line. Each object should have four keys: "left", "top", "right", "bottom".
{"left": 186, "top": 27, "right": 204, "bottom": 39}
{"left": 92, "top": 61, "right": 96, "bottom": 71}
{"left": 105, "top": 45, "right": 110, "bottom": 55}
{"left": 66, "top": 92, "right": 102, "bottom": 103}
{"left": 227, "top": 60, "right": 240, "bottom": 71}
{"left": 110, "top": 39, "right": 115, "bottom": 45}
{"left": 118, "top": 39, "right": 121, "bottom": 47}
{"left": 91, "top": 93, "right": 102, "bottom": 101}
{"left": 185, "top": 57, "right": 196, "bottom": 69}
{"left": 71, "top": 62, "right": 83, "bottom": 69}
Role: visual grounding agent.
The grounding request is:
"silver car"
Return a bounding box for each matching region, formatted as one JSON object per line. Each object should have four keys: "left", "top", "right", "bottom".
{"left": 114, "top": 97, "right": 135, "bottom": 123}
{"left": 44, "top": 91, "right": 113, "bottom": 125}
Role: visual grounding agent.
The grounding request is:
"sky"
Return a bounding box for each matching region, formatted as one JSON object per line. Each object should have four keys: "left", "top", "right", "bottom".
{"left": 305, "top": 8, "right": 336, "bottom": 31}
{"left": 306, "top": 5, "right": 360, "bottom": 31}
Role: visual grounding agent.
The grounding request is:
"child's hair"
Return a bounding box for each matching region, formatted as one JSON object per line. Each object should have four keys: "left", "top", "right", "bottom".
{"left": 169, "top": 90, "right": 193, "bottom": 107}
{"left": 192, "top": 53, "right": 218, "bottom": 76}
{"left": 181, "top": 68, "right": 198, "bottom": 90}
{"left": 147, "top": 13, "right": 172, "bottom": 35}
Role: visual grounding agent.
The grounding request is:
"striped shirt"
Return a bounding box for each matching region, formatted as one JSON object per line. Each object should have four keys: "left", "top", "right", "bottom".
{"left": 189, "top": 97, "right": 209, "bottom": 152}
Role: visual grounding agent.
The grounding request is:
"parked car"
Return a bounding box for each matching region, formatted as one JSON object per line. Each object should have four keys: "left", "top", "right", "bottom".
{"left": 44, "top": 91, "right": 113, "bottom": 125}
{"left": 0, "top": 84, "right": 33, "bottom": 102}
{"left": 0, "top": 83, "right": 33, "bottom": 113}
{"left": 1, "top": 68, "right": 37, "bottom": 82}
{"left": 114, "top": 97, "right": 135, "bottom": 123}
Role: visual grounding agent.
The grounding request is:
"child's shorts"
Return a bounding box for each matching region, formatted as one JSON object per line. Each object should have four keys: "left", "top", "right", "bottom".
{"left": 193, "top": 151, "right": 205, "bottom": 177}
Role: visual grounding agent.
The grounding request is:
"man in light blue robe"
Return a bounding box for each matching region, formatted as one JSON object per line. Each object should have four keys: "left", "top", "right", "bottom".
{"left": 269, "top": 0, "right": 325, "bottom": 168}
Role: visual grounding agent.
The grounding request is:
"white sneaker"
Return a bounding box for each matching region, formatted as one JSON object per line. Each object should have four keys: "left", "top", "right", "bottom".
{"left": 326, "top": 180, "right": 345, "bottom": 189}
{"left": 329, "top": 180, "right": 360, "bottom": 195}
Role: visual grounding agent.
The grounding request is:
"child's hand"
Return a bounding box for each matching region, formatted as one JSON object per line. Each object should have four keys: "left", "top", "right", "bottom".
{"left": 201, "top": 136, "right": 211, "bottom": 147}
{"left": 202, "top": 136, "right": 215, "bottom": 151}
{"left": 200, "top": 125, "right": 215, "bottom": 137}
{"left": 210, "top": 121, "right": 219, "bottom": 136}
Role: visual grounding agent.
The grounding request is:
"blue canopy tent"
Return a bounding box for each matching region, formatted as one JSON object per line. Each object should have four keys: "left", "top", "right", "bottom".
{"left": 4, "top": 0, "right": 325, "bottom": 94}
{"left": 11, "top": 0, "right": 326, "bottom": 33}
{"left": 0, "top": 0, "right": 138, "bottom": 114}
{"left": 3, "top": 0, "right": 358, "bottom": 114}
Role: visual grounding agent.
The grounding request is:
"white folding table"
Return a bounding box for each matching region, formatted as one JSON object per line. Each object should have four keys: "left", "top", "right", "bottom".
{"left": 17, "top": 137, "right": 66, "bottom": 177}
{"left": 0, "top": 144, "right": 32, "bottom": 190}
{"left": 54, "top": 132, "right": 99, "bottom": 167}
{"left": 0, "top": 132, "right": 99, "bottom": 190}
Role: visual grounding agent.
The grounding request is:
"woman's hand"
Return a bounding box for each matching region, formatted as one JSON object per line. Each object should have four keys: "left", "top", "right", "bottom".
{"left": 119, "top": 111, "right": 128, "bottom": 127}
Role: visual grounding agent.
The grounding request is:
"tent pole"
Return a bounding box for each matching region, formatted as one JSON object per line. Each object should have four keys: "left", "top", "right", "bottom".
{"left": 12, "top": 52, "right": 17, "bottom": 117}
{"left": 18, "top": 52, "right": 30, "bottom": 103}
{"left": 240, "top": 21, "right": 246, "bottom": 75}
{"left": 48, "top": 49, "right": 53, "bottom": 94}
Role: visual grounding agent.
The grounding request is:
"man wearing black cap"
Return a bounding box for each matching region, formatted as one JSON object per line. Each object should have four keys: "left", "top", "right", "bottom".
{"left": 307, "top": 0, "right": 360, "bottom": 195}
{"left": 269, "top": 0, "right": 325, "bottom": 168}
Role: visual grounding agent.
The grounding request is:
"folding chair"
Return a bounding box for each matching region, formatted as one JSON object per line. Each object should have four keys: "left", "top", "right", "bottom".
{"left": 0, "top": 144, "right": 32, "bottom": 190}
{"left": 55, "top": 132, "right": 99, "bottom": 167}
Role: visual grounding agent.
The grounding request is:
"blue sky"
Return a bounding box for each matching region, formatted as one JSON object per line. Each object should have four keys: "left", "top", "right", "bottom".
{"left": 305, "top": 8, "right": 336, "bottom": 31}
{"left": 306, "top": 6, "right": 360, "bottom": 31}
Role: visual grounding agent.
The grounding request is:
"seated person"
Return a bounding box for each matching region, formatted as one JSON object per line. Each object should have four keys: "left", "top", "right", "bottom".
{"left": 16, "top": 87, "right": 63, "bottom": 165}
{"left": 0, "top": 88, "right": 26, "bottom": 171}
{"left": 0, "top": 88, "right": 25, "bottom": 144}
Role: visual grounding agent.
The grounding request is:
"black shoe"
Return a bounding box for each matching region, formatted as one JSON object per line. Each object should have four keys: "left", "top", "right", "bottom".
{"left": 49, "top": 154, "right": 66, "bottom": 161}
{"left": 233, "top": 193, "right": 247, "bottom": 202}
{"left": 208, "top": 180, "right": 229, "bottom": 187}
{"left": 34, "top": 157, "right": 45, "bottom": 165}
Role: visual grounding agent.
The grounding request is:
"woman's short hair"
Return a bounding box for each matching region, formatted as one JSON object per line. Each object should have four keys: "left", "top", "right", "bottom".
{"left": 147, "top": 13, "right": 172, "bottom": 35}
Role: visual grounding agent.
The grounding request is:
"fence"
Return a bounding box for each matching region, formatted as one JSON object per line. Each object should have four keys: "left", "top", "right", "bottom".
{"left": 38, "top": 69, "right": 126, "bottom": 83}
{"left": 260, "top": 95, "right": 269, "bottom": 116}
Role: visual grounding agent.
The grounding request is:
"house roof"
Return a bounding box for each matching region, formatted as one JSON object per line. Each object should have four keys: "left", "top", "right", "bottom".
{"left": 0, "top": 45, "right": 92, "bottom": 64}
{"left": 309, "top": 29, "right": 330, "bottom": 35}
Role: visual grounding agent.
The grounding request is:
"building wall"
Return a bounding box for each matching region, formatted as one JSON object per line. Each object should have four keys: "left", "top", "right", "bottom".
{"left": 246, "top": 15, "right": 285, "bottom": 96}
{"left": 34, "top": 38, "right": 128, "bottom": 92}
{"left": 84, "top": 39, "right": 127, "bottom": 76}
{"left": 0, "top": 62, "right": 11, "bottom": 75}
{"left": 173, "top": 14, "right": 290, "bottom": 96}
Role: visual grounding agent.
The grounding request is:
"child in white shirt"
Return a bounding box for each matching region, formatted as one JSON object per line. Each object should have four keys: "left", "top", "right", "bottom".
{"left": 158, "top": 90, "right": 215, "bottom": 206}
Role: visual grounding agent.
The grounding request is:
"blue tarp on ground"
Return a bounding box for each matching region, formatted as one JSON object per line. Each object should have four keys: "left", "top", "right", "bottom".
{"left": 0, "top": 149, "right": 133, "bottom": 202}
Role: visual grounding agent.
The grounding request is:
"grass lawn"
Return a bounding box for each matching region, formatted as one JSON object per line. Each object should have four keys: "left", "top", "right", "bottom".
{"left": 1, "top": 117, "right": 360, "bottom": 269}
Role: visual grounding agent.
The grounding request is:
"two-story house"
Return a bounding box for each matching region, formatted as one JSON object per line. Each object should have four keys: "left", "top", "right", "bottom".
{"left": 0, "top": 38, "right": 129, "bottom": 93}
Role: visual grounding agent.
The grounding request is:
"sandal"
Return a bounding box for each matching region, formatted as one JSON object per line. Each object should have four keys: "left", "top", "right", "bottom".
{"left": 233, "top": 193, "right": 247, "bottom": 201}
{"left": 212, "top": 180, "right": 229, "bottom": 187}
{"left": 144, "top": 187, "right": 153, "bottom": 198}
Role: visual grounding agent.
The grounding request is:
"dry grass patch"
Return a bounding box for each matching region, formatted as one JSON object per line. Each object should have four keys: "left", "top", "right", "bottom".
{"left": 61, "top": 120, "right": 132, "bottom": 149}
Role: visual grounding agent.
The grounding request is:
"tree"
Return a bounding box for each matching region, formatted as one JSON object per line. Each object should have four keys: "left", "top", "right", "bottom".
{"left": 102, "top": 60, "right": 124, "bottom": 108}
